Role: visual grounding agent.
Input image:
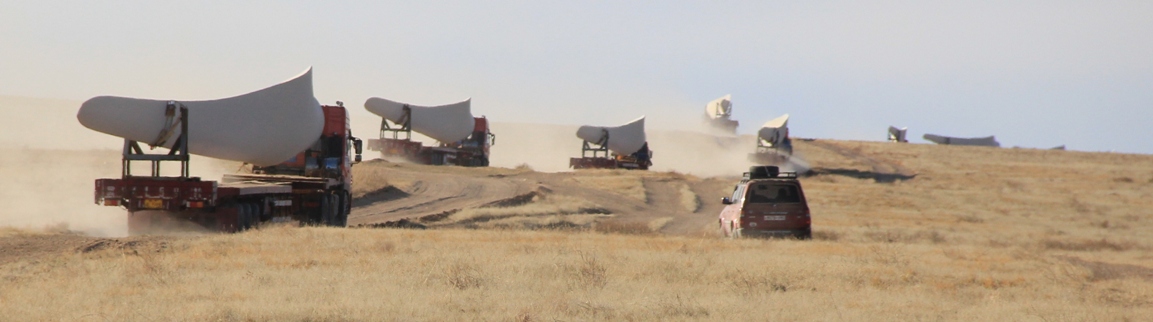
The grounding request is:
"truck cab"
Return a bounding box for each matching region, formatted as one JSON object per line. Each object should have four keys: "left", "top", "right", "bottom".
{"left": 252, "top": 103, "right": 363, "bottom": 191}
{"left": 719, "top": 166, "right": 812, "bottom": 239}
{"left": 429, "top": 116, "right": 494, "bottom": 167}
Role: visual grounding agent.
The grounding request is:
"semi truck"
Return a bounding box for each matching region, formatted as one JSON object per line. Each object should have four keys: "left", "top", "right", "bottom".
{"left": 703, "top": 95, "right": 739, "bottom": 134}
{"left": 569, "top": 116, "right": 653, "bottom": 170}
{"left": 93, "top": 101, "right": 363, "bottom": 234}
{"left": 748, "top": 114, "right": 792, "bottom": 166}
{"left": 364, "top": 98, "right": 495, "bottom": 167}
{"left": 569, "top": 139, "right": 653, "bottom": 170}
{"left": 365, "top": 104, "right": 495, "bottom": 167}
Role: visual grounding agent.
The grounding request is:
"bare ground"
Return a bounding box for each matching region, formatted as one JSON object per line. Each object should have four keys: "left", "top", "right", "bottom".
{"left": 0, "top": 229, "right": 182, "bottom": 265}
{"left": 347, "top": 160, "right": 736, "bottom": 236}
{"left": 348, "top": 161, "right": 538, "bottom": 226}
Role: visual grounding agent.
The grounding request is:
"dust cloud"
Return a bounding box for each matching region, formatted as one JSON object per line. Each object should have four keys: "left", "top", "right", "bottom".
{"left": 488, "top": 122, "right": 583, "bottom": 173}
{"left": 0, "top": 148, "right": 128, "bottom": 236}
{"left": 481, "top": 95, "right": 815, "bottom": 176}
{"left": 489, "top": 121, "right": 809, "bottom": 177}
{"left": 0, "top": 96, "right": 242, "bottom": 237}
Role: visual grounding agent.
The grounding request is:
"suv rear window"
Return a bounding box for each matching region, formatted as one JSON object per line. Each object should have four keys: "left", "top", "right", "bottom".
{"left": 745, "top": 183, "right": 801, "bottom": 203}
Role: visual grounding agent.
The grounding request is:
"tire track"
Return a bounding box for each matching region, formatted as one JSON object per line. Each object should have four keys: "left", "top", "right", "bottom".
{"left": 349, "top": 164, "right": 537, "bottom": 226}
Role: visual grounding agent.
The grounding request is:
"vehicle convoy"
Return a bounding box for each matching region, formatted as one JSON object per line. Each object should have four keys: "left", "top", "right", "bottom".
{"left": 719, "top": 166, "right": 812, "bottom": 239}
{"left": 570, "top": 116, "right": 653, "bottom": 170}
{"left": 748, "top": 114, "right": 793, "bottom": 166}
{"left": 363, "top": 97, "right": 494, "bottom": 167}
{"left": 80, "top": 69, "right": 363, "bottom": 233}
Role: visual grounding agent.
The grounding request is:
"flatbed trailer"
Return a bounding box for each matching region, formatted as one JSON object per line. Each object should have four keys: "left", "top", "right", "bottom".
{"left": 569, "top": 136, "right": 652, "bottom": 170}
{"left": 748, "top": 136, "right": 792, "bottom": 166}
{"left": 365, "top": 106, "right": 494, "bottom": 167}
{"left": 94, "top": 103, "right": 361, "bottom": 234}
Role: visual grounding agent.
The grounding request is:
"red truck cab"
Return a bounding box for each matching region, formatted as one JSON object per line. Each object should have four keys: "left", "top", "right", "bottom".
{"left": 252, "top": 103, "right": 361, "bottom": 190}
{"left": 719, "top": 166, "right": 812, "bottom": 239}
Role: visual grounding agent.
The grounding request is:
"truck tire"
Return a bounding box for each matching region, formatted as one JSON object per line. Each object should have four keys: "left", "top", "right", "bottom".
{"left": 796, "top": 227, "right": 812, "bottom": 240}
{"left": 337, "top": 190, "right": 350, "bottom": 227}
{"left": 245, "top": 203, "right": 261, "bottom": 231}
{"left": 329, "top": 194, "right": 340, "bottom": 227}
{"left": 319, "top": 194, "right": 333, "bottom": 226}
{"left": 237, "top": 204, "right": 251, "bottom": 231}
{"left": 248, "top": 203, "right": 261, "bottom": 230}
{"left": 321, "top": 193, "right": 342, "bottom": 227}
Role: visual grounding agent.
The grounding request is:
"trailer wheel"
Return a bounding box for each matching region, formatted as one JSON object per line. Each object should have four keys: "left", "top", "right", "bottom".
{"left": 238, "top": 203, "right": 256, "bottom": 231}
{"left": 247, "top": 203, "right": 261, "bottom": 230}
{"left": 236, "top": 205, "right": 248, "bottom": 231}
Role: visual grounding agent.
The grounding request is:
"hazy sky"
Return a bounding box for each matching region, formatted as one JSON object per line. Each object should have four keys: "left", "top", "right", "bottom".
{"left": 2, "top": 1, "right": 1150, "bottom": 153}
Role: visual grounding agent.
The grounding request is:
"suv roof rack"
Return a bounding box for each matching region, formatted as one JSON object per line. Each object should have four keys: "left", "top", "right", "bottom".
{"left": 742, "top": 166, "right": 797, "bottom": 180}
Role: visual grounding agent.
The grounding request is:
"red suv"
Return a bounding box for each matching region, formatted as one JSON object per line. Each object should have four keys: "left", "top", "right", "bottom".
{"left": 719, "top": 166, "right": 812, "bottom": 239}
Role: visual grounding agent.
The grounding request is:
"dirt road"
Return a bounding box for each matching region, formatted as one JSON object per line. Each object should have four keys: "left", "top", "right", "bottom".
{"left": 349, "top": 163, "right": 539, "bottom": 226}
{"left": 348, "top": 161, "right": 736, "bottom": 236}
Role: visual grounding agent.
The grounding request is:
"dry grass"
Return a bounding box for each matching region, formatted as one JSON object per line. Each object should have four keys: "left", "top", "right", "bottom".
{"left": 676, "top": 181, "right": 701, "bottom": 213}
{"left": 593, "top": 220, "right": 656, "bottom": 235}
{"left": 3, "top": 140, "right": 1153, "bottom": 320}
{"left": 1, "top": 226, "right": 1149, "bottom": 320}
{"left": 569, "top": 171, "right": 647, "bottom": 201}
{"left": 647, "top": 217, "right": 675, "bottom": 232}
{"left": 793, "top": 140, "right": 1153, "bottom": 259}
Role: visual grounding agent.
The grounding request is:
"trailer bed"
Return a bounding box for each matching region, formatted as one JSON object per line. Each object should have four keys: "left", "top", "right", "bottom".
{"left": 219, "top": 180, "right": 292, "bottom": 195}
{"left": 219, "top": 173, "right": 339, "bottom": 198}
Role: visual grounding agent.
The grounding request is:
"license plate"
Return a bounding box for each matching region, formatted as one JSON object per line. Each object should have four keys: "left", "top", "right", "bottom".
{"left": 764, "top": 215, "right": 786, "bottom": 221}
{"left": 142, "top": 199, "right": 164, "bottom": 209}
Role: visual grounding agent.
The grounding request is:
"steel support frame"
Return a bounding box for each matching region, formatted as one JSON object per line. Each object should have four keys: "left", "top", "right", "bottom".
{"left": 121, "top": 102, "right": 190, "bottom": 178}
{"left": 380, "top": 105, "right": 413, "bottom": 141}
